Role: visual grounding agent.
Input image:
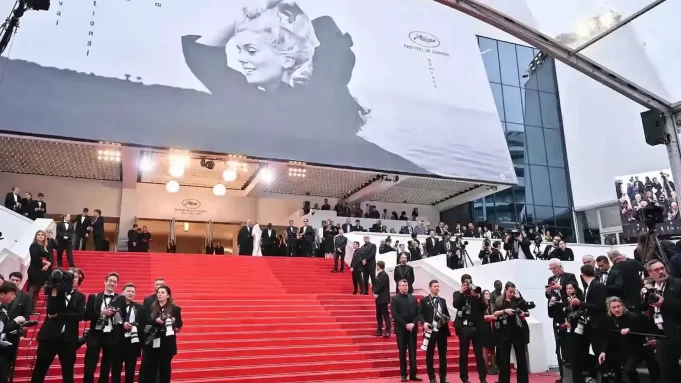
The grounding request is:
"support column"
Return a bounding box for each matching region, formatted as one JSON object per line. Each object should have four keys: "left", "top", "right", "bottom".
{"left": 665, "top": 113, "right": 681, "bottom": 196}
{"left": 116, "top": 147, "right": 140, "bottom": 251}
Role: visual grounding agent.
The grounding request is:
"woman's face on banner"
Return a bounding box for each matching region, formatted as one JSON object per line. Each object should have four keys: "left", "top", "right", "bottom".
{"left": 234, "top": 31, "right": 287, "bottom": 87}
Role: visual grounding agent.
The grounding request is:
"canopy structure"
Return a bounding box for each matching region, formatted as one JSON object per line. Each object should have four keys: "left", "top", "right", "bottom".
{"left": 435, "top": 0, "right": 681, "bottom": 187}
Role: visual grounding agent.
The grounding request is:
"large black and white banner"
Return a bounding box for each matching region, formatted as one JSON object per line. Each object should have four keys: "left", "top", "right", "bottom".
{"left": 0, "top": 0, "right": 516, "bottom": 184}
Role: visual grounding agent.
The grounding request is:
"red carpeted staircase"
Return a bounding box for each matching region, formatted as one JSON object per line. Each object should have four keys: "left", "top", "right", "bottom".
{"left": 14, "top": 252, "right": 474, "bottom": 382}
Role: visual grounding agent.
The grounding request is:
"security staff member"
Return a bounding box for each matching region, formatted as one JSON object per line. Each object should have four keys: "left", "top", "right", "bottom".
{"left": 453, "top": 274, "right": 487, "bottom": 383}
{"left": 30, "top": 269, "right": 86, "bottom": 383}
{"left": 391, "top": 280, "right": 422, "bottom": 382}
{"left": 419, "top": 280, "right": 451, "bottom": 383}
{"left": 393, "top": 254, "right": 415, "bottom": 294}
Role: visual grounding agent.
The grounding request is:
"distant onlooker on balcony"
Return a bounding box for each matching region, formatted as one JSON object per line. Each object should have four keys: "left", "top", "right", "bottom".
{"left": 320, "top": 199, "right": 331, "bottom": 211}
{"left": 55, "top": 214, "right": 76, "bottom": 268}
{"left": 127, "top": 224, "right": 139, "bottom": 252}
{"left": 138, "top": 226, "right": 152, "bottom": 253}
{"left": 414, "top": 221, "right": 427, "bottom": 235}
{"left": 399, "top": 211, "right": 408, "bottom": 221}
{"left": 400, "top": 222, "right": 414, "bottom": 235}
{"left": 91, "top": 209, "right": 105, "bottom": 251}
{"left": 20, "top": 192, "right": 33, "bottom": 218}
{"left": 31, "top": 193, "right": 47, "bottom": 220}
{"left": 351, "top": 219, "right": 364, "bottom": 232}
{"left": 4, "top": 186, "right": 21, "bottom": 212}
{"left": 75, "top": 207, "right": 92, "bottom": 251}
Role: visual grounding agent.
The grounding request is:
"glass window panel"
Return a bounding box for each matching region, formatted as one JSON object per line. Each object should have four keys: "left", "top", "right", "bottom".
{"left": 544, "top": 129, "right": 565, "bottom": 167}
{"left": 530, "top": 165, "right": 553, "bottom": 206}
{"left": 513, "top": 186, "right": 526, "bottom": 204}
{"left": 554, "top": 207, "right": 572, "bottom": 228}
{"left": 515, "top": 165, "right": 525, "bottom": 187}
{"left": 523, "top": 164, "right": 534, "bottom": 205}
{"left": 505, "top": 123, "right": 525, "bottom": 166}
{"left": 478, "top": 37, "right": 501, "bottom": 84}
{"left": 599, "top": 206, "right": 622, "bottom": 230}
{"left": 539, "top": 92, "right": 560, "bottom": 129}
{"left": 536, "top": 57, "right": 556, "bottom": 93}
{"left": 549, "top": 167, "right": 569, "bottom": 208}
{"left": 490, "top": 83, "right": 505, "bottom": 121}
{"left": 498, "top": 41, "right": 520, "bottom": 86}
{"left": 516, "top": 45, "right": 538, "bottom": 89}
{"left": 557, "top": 227, "right": 574, "bottom": 243}
{"left": 522, "top": 89, "right": 542, "bottom": 127}
{"left": 494, "top": 188, "right": 515, "bottom": 224}
{"left": 524, "top": 204, "right": 536, "bottom": 224}
{"left": 502, "top": 85, "right": 524, "bottom": 124}
{"left": 526, "top": 126, "right": 547, "bottom": 166}
{"left": 474, "top": 199, "right": 484, "bottom": 223}
{"left": 535, "top": 205, "right": 556, "bottom": 226}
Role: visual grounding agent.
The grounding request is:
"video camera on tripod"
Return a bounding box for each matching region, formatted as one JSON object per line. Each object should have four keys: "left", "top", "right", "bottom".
{"left": 639, "top": 202, "right": 672, "bottom": 266}
{"left": 454, "top": 233, "right": 468, "bottom": 249}
{"left": 43, "top": 269, "right": 74, "bottom": 296}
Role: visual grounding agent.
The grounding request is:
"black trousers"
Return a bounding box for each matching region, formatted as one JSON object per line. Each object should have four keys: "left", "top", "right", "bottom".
{"left": 570, "top": 330, "right": 599, "bottom": 383}
{"left": 362, "top": 263, "right": 376, "bottom": 293}
{"left": 111, "top": 341, "right": 140, "bottom": 383}
{"left": 458, "top": 333, "right": 486, "bottom": 380}
{"left": 94, "top": 234, "right": 105, "bottom": 251}
{"left": 553, "top": 325, "right": 566, "bottom": 378}
{"left": 140, "top": 346, "right": 174, "bottom": 383}
{"left": 75, "top": 233, "right": 88, "bottom": 250}
{"left": 656, "top": 338, "right": 681, "bottom": 383}
{"left": 0, "top": 351, "right": 11, "bottom": 383}
{"left": 425, "top": 331, "right": 448, "bottom": 379}
{"left": 396, "top": 329, "right": 418, "bottom": 378}
{"left": 30, "top": 340, "right": 78, "bottom": 383}
{"left": 498, "top": 333, "right": 528, "bottom": 383}
{"left": 375, "top": 302, "right": 390, "bottom": 332}
{"left": 56, "top": 242, "right": 75, "bottom": 267}
{"left": 286, "top": 240, "right": 297, "bottom": 256}
{"left": 300, "top": 239, "right": 312, "bottom": 257}
{"left": 83, "top": 337, "right": 114, "bottom": 383}
{"left": 333, "top": 251, "right": 345, "bottom": 272}
{"left": 262, "top": 246, "right": 275, "bottom": 256}
{"left": 352, "top": 269, "right": 364, "bottom": 294}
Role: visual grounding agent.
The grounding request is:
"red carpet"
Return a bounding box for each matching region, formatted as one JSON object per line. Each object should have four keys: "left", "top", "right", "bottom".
{"left": 13, "top": 252, "right": 515, "bottom": 382}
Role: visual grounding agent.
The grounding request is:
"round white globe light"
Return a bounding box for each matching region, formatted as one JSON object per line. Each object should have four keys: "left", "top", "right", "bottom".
{"left": 222, "top": 169, "right": 237, "bottom": 182}
{"left": 213, "top": 184, "right": 227, "bottom": 196}
{"left": 169, "top": 164, "right": 185, "bottom": 178}
{"left": 165, "top": 180, "right": 180, "bottom": 193}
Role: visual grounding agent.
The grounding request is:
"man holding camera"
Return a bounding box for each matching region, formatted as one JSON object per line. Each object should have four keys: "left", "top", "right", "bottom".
{"left": 419, "top": 280, "right": 451, "bottom": 383}
{"left": 0, "top": 281, "right": 24, "bottom": 383}
{"left": 31, "top": 268, "right": 86, "bottom": 383}
{"left": 83, "top": 272, "right": 120, "bottom": 383}
{"left": 111, "top": 283, "right": 142, "bottom": 383}
{"left": 453, "top": 274, "right": 488, "bottom": 383}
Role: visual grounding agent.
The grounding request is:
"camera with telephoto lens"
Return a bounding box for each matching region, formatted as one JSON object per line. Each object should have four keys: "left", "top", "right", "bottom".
{"left": 454, "top": 233, "right": 467, "bottom": 249}
{"left": 125, "top": 322, "right": 140, "bottom": 344}
{"left": 482, "top": 238, "right": 491, "bottom": 247}
{"left": 43, "top": 269, "right": 74, "bottom": 295}
{"left": 642, "top": 280, "right": 662, "bottom": 304}
{"left": 14, "top": 320, "right": 38, "bottom": 338}
{"left": 95, "top": 306, "right": 121, "bottom": 331}
{"left": 420, "top": 328, "right": 432, "bottom": 351}
{"left": 464, "top": 282, "right": 482, "bottom": 295}
{"left": 533, "top": 235, "right": 542, "bottom": 246}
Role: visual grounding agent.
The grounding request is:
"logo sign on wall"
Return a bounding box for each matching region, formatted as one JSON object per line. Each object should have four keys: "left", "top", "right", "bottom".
{"left": 0, "top": 0, "right": 516, "bottom": 185}
{"left": 175, "top": 199, "right": 208, "bottom": 218}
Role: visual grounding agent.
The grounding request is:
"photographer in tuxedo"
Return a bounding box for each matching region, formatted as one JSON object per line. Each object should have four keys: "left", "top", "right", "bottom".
{"left": 30, "top": 268, "right": 86, "bottom": 383}
{"left": 453, "top": 274, "right": 488, "bottom": 383}
{"left": 492, "top": 282, "right": 533, "bottom": 383}
{"left": 139, "top": 286, "right": 183, "bottom": 383}
{"left": 391, "top": 280, "right": 422, "bottom": 382}
{"left": 111, "top": 283, "right": 143, "bottom": 383}
{"left": 419, "top": 280, "right": 451, "bottom": 383}
{"left": 0, "top": 281, "right": 23, "bottom": 383}
{"left": 641, "top": 260, "right": 681, "bottom": 383}
{"left": 332, "top": 228, "right": 347, "bottom": 273}
{"left": 55, "top": 214, "right": 76, "bottom": 268}
{"left": 360, "top": 237, "right": 377, "bottom": 295}
{"left": 83, "top": 272, "right": 120, "bottom": 383}
{"left": 393, "top": 254, "right": 414, "bottom": 294}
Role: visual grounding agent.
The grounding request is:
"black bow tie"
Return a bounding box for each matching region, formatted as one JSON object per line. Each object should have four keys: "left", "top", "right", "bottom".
{"left": 104, "top": 294, "right": 114, "bottom": 300}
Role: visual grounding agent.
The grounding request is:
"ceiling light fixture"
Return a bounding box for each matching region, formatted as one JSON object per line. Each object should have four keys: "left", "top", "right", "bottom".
{"left": 288, "top": 167, "right": 307, "bottom": 178}
{"left": 213, "top": 183, "right": 227, "bottom": 196}
{"left": 165, "top": 180, "right": 180, "bottom": 193}
{"left": 97, "top": 149, "right": 121, "bottom": 162}
{"left": 222, "top": 169, "right": 237, "bottom": 182}
{"left": 260, "top": 168, "right": 275, "bottom": 184}
{"left": 169, "top": 164, "right": 185, "bottom": 178}
{"left": 139, "top": 154, "right": 154, "bottom": 172}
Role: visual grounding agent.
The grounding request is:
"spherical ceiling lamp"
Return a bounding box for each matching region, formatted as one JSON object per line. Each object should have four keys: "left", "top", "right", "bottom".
{"left": 222, "top": 169, "right": 237, "bottom": 182}
{"left": 169, "top": 164, "right": 185, "bottom": 178}
{"left": 213, "top": 183, "right": 227, "bottom": 196}
{"left": 165, "top": 180, "right": 180, "bottom": 193}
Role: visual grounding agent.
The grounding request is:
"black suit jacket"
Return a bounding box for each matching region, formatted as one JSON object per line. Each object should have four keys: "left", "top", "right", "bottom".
{"left": 373, "top": 271, "right": 391, "bottom": 304}
{"left": 644, "top": 277, "right": 681, "bottom": 341}
{"left": 143, "top": 294, "right": 157, "bottom": 312}
{"left": 360, "top": 243, "right": 377, "bottom": 265}
{"left": 261, "top": 228, "right": 276, "bottom": 245}
{"left": 545, "top": 272, "right": 579, "bottom": 302}
{"left": 143, "top": 304, "right": 183, "bottom": 356}
{"left": 612, "top": 258, "right": 644, "bottom": 309}
{"left": 75, "top": 214, "right": 92, "bottom": 235}
{"left": 341, "top": 223, "right": 352, "bottom": 233}
{"left": 299, "top": 225, "right": 316, "bottom": 242}
{"left": 598, "top": 268, "right": 624, "bottom": 298}
{"left": 37, "top": 290, "right": 86, "bottom": 342}
{"left": 285, "top": 226, "right": 298, "bottom": 239}
{"left": 391, "top": 293, "right": 420, "bottom": 332}
{"left": 452, "top": 291, "right": 486, "bottom": 336}
{"left": 91, "top": 216, "right": 104, "bottom": 235}
{"left": 85, "top": 292, "right": 121, "bottom": 339}
{"left": 350, "top": 248, "right": 363, "bottom": 269}
{"left": 55, "top": 221, "right": 75, "bottom": 245}
{"left": 4, "top": 290, "right": 33, "bottom": 349}
{"left": 237, "top": 226, "right": 254, "bottom": 249}
{"left": 30, "top": 200, "right": 47, "bottom": 219}
{"left": 3, "top": 192, "right": 19, "bottom": 211}
{"left": 418, "top": 295, "right": 452, "bottom": 337}
{"left": 425, "top": 237, "right": 439, "bottom": 257}
{"left": 334, "top": 235, "right": 347, "bottom": 253}
{"left": 393, "top": 264, "right": 415, "bottom": 293}
{"left": 112, "top": 299, "right": 144, "bottom": 354}
{"left": 581, "top": 279, "right": 608, "bottom": 326}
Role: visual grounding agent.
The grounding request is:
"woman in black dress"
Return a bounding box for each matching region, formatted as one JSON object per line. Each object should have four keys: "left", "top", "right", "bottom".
{"left": 480, "top": 290, "right": 499, "bottom": 375}
{"left": 27, "top": 230, "right": 52, "bottom": 308}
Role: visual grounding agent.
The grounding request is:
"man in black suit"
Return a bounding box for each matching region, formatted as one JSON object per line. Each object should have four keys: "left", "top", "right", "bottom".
{"left": 393, "top": 254, "right": 415, "bottom": 294}
{"left": 83, "top": 272, "right": 120, "bottom": 383}
{"left": 545, "top": 258, "right": 578, "bottom": 380}
{"left": 143, "top": 278, "right": 165, "bottom": 310}
{"left": 31, "top": 193, "right": 47, "bottom": 220}
{"left": 3, "top": 273, "right": 32, "bottom": 379}
{"left": 341, "top": 218, "right": 353, "bottom": 234}
{"left": 111, "top": 283, "right": 142, "bottom": 383}
{"left": 360, "top": 236, "right": 377, "bottom": 294}
{"left": 127, "top": 224, "right": 139, "bottom": 252}
{"left": 56, "top": 214, "right": 76, "bottom": 268}
{"left": 595, "top": 255, "right": 624, "bottom": 297}
{"left": 3, "top": 186, "right": 20, "bottom": 212}
{"left": 391, "top": 279, "right": 422, "bottom": 382}
{"left": 351, "top": 219, "right": 364, "bottom": 232}
{"left": 642, "top": 259, "right": 681, "bottom": 383}
{"left": 608, "top": 249, "right": 644, "bottom": 310}
{"left": 373, "top": 261, "right": 391, "bottom": 337}
{"left": 74, "top": 207, "right": 92, "bottom": 251}
{"left": 349, "top": 242, "right": 364, "bottom": 294}
{"left": 30, "top": 269, "right": 86, "bottom": 383}
{"left": 568, "top": 264, "right": 608, "bottom": 383}
{"left": 285, "top": 220, "right": 298, "bottom": 257}
{"left": 260, "top": 223, "right": 277, "bottom": 256}
{"left": 425, "top": 231, "right": 439, "bottom": 258}
{"left": 91, "top": 209, "right": 105, "bottom": 251}
{"left": 332, "top": 228, "right": 347, "bottom": 273}
{"left": 419, "top": 280, "right": 451, "bottom": 383}
{"left": 399, "top": 222, "right": 414, "bottom": 235}
{"left": 452, "top": 274, "right": 487, "bottom": 383}
{"left": 214, "top": 241, "right": 225, "bottom": 255}
{"left": 0, "top": 281, "right": 23, "bottom": 383}
{"left": 298, "top": 219, "right": 316, "bottom": 257}
{"left": 237, "top": 220, "right": 255, "bottom": 255}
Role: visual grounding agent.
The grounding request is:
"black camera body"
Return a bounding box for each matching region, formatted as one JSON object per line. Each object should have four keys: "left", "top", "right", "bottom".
{"left": 464, "top": 283, "right": 482, "bottom": 295}
{"left": 43, "top": 269, "right": 74, "bottom": 296}
{"left": 454, "top": 234, "right": 468, "bottom": 249}
{"left": 644, "top": 288, "right": 661, "bottom": 305}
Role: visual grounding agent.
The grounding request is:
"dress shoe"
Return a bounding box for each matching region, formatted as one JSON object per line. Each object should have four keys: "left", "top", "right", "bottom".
{"left": 383, "top": 330, "right": 391, "bottom": 337}
{"left": 428, "top": 378, "right": 437, "bottom": 383}
{"left": 440, "top": 378, "right": 449, "bottom": 383}
{"left": 409, "top": 376, "right": 422, "bottom": 381}
{"left": 401, "top": 377, "right": 408, "bottom": 382}
{"left": 375, "top": 330, "right": 383, "bottom": 336}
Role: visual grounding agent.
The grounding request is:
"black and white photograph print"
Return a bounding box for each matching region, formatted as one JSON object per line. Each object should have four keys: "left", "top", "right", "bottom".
{"left": 0, "top": 0, "right": 516, "bottom": 184}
